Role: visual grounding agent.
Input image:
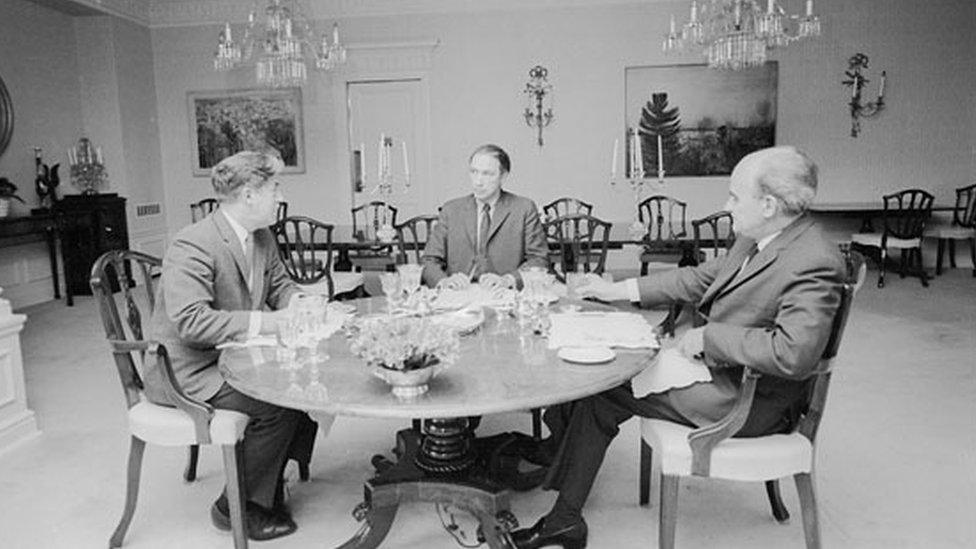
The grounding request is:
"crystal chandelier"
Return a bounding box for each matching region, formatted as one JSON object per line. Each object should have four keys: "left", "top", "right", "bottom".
{"left": 214, "top": 0, "right": 347, "bottom": 87}
{"left": 663, "top": 0, "right": 821, "bottom": 70}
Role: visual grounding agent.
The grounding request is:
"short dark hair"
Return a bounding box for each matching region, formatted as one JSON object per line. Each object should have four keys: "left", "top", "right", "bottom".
{"left": 469, "top": 144, "right": 511, "bottom": 174}
{"left": 211, "top": 151, "right": 283, "bottom": 201}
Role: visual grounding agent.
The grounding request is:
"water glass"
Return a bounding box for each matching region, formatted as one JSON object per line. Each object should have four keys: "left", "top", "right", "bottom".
{"left": 277, "top": 313, "right": 303, "bottom": 370}
{"left": 565, "top": 271, "right": 586, "bottom": 300}
{"left": 397, "top": 263, "right": 423, "bottom": 295}
{"left": 379, "top": 272, "right": 402, "bottom": 313}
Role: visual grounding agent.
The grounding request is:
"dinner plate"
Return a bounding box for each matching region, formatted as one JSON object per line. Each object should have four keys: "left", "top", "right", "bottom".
{"left": 558, "top": 346, "right": 616, "bottom": 364}
{"left": 431, "top": 308, "right": 486, "bottom": 334}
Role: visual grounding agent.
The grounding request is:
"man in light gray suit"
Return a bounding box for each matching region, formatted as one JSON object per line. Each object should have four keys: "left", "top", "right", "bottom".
{"left": 422, "top": 144, "right": 548, "bottom": 289}
{"left": 510, "top": 146, "right": 846, "bottom": 549}
{"left": 147, "top": 151, "right": 310, "bottom": 541}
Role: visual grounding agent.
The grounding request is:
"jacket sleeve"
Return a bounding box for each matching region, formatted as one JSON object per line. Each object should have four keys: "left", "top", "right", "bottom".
{"left": 162, "top": 236, "right": 250, "bottom": 346}
{"left": 637, "top": 254, "right": 726, "bottom": 308}
{"left": 516, "top": 202, "right": 549, "bottom": 271}
{"left": 703, "top": 258, "right": 842, "bottom": 380}
{"left": 422, "top": 207, "right": 449, "bottom": 286}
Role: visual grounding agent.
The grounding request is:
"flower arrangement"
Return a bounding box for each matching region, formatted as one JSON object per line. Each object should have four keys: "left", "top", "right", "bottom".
{"left": 0, "top": 177, "right": 25, "bottom": 203}
{"left": 348, "top": 316, "right": 460, "bottom": 372}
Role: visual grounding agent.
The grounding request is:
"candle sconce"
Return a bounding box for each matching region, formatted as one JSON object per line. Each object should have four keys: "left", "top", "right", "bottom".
{"left": 843, "top": 53, "right": 886, "bottom": 138}
{"left": 523, "top": 65, "right": 554, "bottom": 147}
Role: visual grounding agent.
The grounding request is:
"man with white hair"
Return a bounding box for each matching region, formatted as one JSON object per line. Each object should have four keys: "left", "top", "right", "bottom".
{"left": 510, "top": 146, "right": 845, "bottom": 549}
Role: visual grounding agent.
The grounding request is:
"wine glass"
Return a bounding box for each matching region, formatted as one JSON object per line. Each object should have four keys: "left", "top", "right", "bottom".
{"left": 379, "top": 272, "right": 402, "bottom": 313}
{"left": 397, "top": 263, "right": 422, "bottom": 296}
{"left": 277, "top": 312, "right": 302, "bottom": 370}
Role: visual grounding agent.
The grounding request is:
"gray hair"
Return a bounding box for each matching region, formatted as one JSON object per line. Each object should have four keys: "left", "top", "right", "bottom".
{"left": 746, "top": 146, "right": 818, "bottom": 216}
{"left": 211, "top": 151, "right": 283, "bottom": 200}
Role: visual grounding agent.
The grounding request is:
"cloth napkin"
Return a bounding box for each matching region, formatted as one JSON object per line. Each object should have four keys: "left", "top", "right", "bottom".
{"left": 547, "top": 312, "right": 660, "bottom": 350}
{"left": 631, "top": 347, "right": 712, "bottom": 397}
{"left": 433, "top": 286, "right": 517, "bottom": 310}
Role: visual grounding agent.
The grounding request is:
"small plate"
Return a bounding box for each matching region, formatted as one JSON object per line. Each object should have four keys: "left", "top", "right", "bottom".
{"left": 558, "top": 346, "right": 616, "bottom": 364}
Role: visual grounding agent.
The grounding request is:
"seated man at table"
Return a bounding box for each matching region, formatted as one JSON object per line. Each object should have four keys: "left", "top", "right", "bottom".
{"left": 509, "top": 146, "right": 845, "bottom": 549}
{"left": 422, "top": 143, "right": 548, "bottom": 289}
{"left": 146, "top": 151, "right": 315, "bottom": 541}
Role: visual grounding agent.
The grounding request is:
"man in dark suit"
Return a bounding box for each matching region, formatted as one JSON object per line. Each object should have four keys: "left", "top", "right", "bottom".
{"left": 147, "top": 151, "right": 313, "bottom": 541}
{"left": 510, "top": 146, "right": 845, "bottom": 548}
{"left": 422, "top": 144, "right": 548, "bottom": 289}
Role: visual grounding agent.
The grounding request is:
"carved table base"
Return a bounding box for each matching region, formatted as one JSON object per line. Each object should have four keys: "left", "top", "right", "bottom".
{"left": 336, "top": 418, "right": 540, "bottom": 549}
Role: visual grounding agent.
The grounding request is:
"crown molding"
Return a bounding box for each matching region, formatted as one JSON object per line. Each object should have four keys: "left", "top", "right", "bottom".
{"left": 146, "top": 0, "right": 653, "bottom": 28}
{"left": 62, "top": 0, "right": 152, "bottom": 26}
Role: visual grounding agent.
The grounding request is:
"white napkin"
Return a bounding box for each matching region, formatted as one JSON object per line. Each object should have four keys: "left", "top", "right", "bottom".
{"left": 433, "top": 286, "right": 516, "bottom": 310}
{"left": 632, "top": 347, "right": 712, "bottom": 397}
{"left": 548, "top": 312, "right": 660, "bottom": 350}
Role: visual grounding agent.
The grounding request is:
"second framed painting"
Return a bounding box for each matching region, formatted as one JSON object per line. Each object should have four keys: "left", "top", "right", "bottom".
{"left": 625, "top": 62, "right": 778, "bottom": 177}
{"left": 188, "top": 88, "right": 305, "bottom": 176}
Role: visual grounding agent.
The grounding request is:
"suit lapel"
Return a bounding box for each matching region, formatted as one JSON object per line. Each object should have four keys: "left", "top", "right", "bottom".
{"left": 486, "top": 191, "right": 512, "bottom": 245}
{"left": 250, "top": 233, "right": 266, "bottom": 307}
{"left": 212, "top": 211, "right": 253, "bottom": 308}
{"left": 699, "top": 239, "right": 757, "bottom": 306}
{"left": 463, "top": 196, "right": 478, "bottom": 250}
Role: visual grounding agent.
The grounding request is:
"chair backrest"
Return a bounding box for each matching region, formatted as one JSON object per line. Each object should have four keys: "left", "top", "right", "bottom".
{"left": 190, "top": 198, "right": 219, "bottom": 223}
{"left": 276, "top": 201, "right": 289, "bottom": 223}
{"left": 795, "top": 249, "right": 866, "bottom": 442}
{"left": 351, "top": 201, "right": 398, "bottom": 241}
{"left": 881, "top": 189, "right": 934, "bottom": 239}
{"left": 637, "top": 195, "right": 688, "bottom": 244}
{"left": 394, "top": 214, "right": 438, "bottom": 264}
{"left": 543, "top": 197, "right": 593, "bottom": 221}
{"left": 271, "top": 216, "right": 336, "bottom": 297}
{"left": 691, "top": 210, "right": 734, "bottom": 263}
{"left": 543, "top": 213, "right": 612, "bottom": 280}
{"left": 952, "top": 183, "right": 976, "bottom": 228}
{"left": 90, "top": 250, "right": 163, "bottom": 408}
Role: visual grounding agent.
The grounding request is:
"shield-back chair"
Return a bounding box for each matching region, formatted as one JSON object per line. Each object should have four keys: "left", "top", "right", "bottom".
{"left": 851, "top": 188, "right": 933, "bottom": 287}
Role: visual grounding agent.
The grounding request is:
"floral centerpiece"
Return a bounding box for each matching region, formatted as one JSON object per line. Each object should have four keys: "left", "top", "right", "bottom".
{"left": 348, "top": 315, "right": 460, "bottom": 398}
{"left": 0, "top": 177, "right": 25, "bottom": 218}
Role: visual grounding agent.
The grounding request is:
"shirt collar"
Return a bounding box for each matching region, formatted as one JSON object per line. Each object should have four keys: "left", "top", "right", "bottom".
{"left": 476, "top": 193, "right": 500, "bottom": 212}
{"left": 221, "top": 208, "right": 250, "bottom": 249}
{"left": 756, "top": 230, "right": 781, "bottom": 252}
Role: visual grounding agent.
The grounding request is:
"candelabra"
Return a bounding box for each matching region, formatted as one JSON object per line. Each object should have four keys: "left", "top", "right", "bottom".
{"left": 609, "top": 128, "right": 669, "bottom": 240}
{"left": 357, "top": 134, "right": 411, "bottom": 242}
{"left": 843, "top": 53, "right": 886, "bottom": 138}
{"left": 67, "top": 137, "right": 107, "bottom": 195}
{"left": 523, "top": 65, "right": 554, "bottom": 147}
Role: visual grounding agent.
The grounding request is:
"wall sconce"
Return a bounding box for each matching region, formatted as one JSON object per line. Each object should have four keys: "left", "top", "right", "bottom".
{"left": 843, "top": 53, "right": 886, "bottom": 138}
{"left": 523, "top": 65, "right": 554, "bottom": 147}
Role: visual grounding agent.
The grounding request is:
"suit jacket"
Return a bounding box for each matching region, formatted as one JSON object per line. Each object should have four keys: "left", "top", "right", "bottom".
{"left": 146, "top": 211, "right": 300, "bottom": 404}
{"left": 637, "top": 214, "right": 844, "bottom": 434}
{"left": 421, "top": 190, "right": 548, "bottom": 286}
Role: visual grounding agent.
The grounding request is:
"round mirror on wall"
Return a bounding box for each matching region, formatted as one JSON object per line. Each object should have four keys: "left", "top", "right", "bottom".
{"left": 0, "top": 73, "right": 12, "bottom": 158}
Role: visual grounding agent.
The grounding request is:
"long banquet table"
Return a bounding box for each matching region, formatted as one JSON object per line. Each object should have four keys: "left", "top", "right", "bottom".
{"left": 219, "top": 296, "right": 665, "bottom": 548}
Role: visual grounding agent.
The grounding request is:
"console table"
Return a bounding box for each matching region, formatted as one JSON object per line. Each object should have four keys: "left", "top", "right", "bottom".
{"left": 0, "top": 213, "right": 62, "bottom": 302}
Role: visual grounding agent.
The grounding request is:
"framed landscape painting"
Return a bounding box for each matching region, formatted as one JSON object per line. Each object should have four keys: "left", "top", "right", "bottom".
{"left": 188, "top": 88, "right": 305, "bottom": 176}
{"left": 625, "top": 62, "right": 777, "bottom": 177}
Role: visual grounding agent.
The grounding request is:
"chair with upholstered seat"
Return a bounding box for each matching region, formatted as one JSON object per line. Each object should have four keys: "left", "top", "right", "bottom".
{"left": 91, "top": 250, "right": 249, "bottom": 549}
{"left": 637, "top": 250, "right": 865, "bottom": 549}
{"left": 933, "top": 183, "right": 976, "bottom": 277}
{"left": 851, "top": 188, "right": 933, "bottom": 287}
{"left": 394, "top": 214, "right": 439, "bottom": 265}
{"left": 350, "top": 201, "right": 398, "bottom": 272}
{"left": 272, "top": 216, "right": 364, "bottom": 298}
{"left": 190, "top": 198, "right": 220, "bottom": 222}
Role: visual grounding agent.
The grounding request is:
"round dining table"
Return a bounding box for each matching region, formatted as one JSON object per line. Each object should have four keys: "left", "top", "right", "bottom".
{"left": 219, "top": 297, "right": 663, "bottom": 548}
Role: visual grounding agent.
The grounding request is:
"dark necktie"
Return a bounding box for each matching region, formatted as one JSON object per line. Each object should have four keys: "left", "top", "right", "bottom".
{"left": 244, "top": 233, "right": 255, "bottom": 290}
{"left": 477, "top": 203, "right": 491, "bottom": 255}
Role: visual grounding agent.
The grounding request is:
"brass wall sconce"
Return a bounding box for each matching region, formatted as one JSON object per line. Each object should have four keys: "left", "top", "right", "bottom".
{"left": 523, "top": 65, "right": 554, "bottom": 147}
{"left": 843, "top": 53, "right": 886, "bottom": 138}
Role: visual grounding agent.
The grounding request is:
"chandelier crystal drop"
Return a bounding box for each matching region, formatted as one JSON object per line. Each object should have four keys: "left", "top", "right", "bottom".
{"left": 663, "top": 0, "right": 821, "bottom": 70}
{"left": 213, "top": 0, "right": 346, "bottom": 87}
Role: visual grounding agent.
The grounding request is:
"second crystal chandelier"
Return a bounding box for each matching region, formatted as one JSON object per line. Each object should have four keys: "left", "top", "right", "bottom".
{"left": 214, "top": 0, "right": 346, "bottom": 88}
{"left": 663, "top": 0, "right": 821, "bottom": 70}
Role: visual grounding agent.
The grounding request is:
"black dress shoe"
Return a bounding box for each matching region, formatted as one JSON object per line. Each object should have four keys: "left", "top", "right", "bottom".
{"left": 517, "top": 438, "right": 555, "bottom": 468}
{"left": 510, "top": 516, "right": 587, "bottom": 549}
{"left": 211, "top": 500, "right": 297, "bottom": 541}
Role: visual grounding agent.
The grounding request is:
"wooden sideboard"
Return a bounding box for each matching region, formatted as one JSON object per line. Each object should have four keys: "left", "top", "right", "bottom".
{"left": 55, "top": 194, "right": 129, "bottom": 306}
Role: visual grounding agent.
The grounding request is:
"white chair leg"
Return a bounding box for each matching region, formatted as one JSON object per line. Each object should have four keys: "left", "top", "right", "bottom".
{"left": 222, "top": 442, "right": 249, "bottom": 549}
{"left": 659, "top": 474, "right": 679, "bottom": 549}
{"left": 794, "top": 472, "right": 821, "bottom": 549}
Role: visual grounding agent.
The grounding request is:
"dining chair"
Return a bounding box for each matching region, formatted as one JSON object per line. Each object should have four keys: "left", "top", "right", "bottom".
{"left": 637, "top": 250, "right": 866, "bottom": 549}
{"left": 394, "top": 214, "right": 439, "bottom": 264}
{"left": 932, "top": 183, "right": 976, "bottom": 277}
{"left": 542, "top": 197, "right": 593, "bottom": 221}
{"left": 190, "top": 198, "right": 219, "bottom": 223}
{"left": 542, "top": 213, "right": 612, "bottom": 282}
{"left": 850, "top": 188, "right": 933, "bottom": 287}
{"left": 90, "top": 250, "right": 249, "bottom": 549}
{"left": 272, "top": 216, "right": 365, "bottom": 299}
{"left": 637, "top": 195, "right": 691, "bottom": 276}
{"left": 350, "top": 201, "right": 399, "bottom": 272}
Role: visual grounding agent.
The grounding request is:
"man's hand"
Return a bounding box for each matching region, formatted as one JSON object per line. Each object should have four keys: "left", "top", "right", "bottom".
{"left": 576, "top": 273, "right": 631, "bottom": 302}
{"left": 676, "top": 327, "right": 705, "bottom": 360}
{"left": 436, "top": 273, "right": 472, "bottom": 290}
{"left": 479, "top": 273, "right": 515, "bottom": 290}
